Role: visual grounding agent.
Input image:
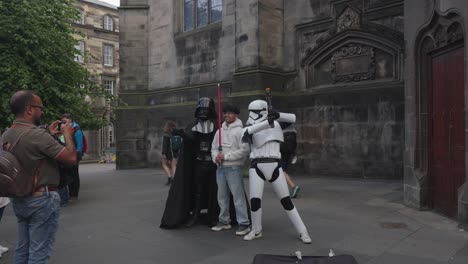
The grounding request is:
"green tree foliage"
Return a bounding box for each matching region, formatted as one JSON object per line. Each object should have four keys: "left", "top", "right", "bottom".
{"left": 0, "top": 0, "right": 113, "bottom": 130}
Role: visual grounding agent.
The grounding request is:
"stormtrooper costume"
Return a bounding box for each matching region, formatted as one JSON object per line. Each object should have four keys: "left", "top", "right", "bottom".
{"left": 242, "top": 100, "right": 311, "bottom": 243}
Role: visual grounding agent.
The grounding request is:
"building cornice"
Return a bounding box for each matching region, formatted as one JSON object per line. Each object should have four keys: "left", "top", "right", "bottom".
{"left": 118, "top": 5, "right": 150, "bottom": 10}
{"left": 73, "top": 23, "right": 119, "bottom": 36}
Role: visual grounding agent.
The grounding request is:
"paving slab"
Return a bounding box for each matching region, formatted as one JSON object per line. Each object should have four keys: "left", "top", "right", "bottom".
{"left": 0, "top": 164, "right": 467, "bottom": 264}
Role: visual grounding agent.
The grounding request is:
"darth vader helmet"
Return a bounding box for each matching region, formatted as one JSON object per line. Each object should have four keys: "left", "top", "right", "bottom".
{"left": 194, "top": 97, "right": 216, "bottom": 121}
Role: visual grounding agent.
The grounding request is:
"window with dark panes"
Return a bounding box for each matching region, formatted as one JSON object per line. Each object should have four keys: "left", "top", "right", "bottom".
{"left": 211, "top": 0, "right": 222, "bottom": 23}
{"left": 103, "top": 78, "right": 115, "bottom": 95}
{"left": 104, "top": 15, "right": 114, "bottom": 31}
{"left": 75, "top": 10, "right": 85, "bottom": 24}
{"left": 103, "top": 44, "right": 114, "bottom": 67}
{"left": 74, "top": 41, "right": 85, "bottom": 63}
{"left": 183, "top": 0, "right": 222, "bottom": 32}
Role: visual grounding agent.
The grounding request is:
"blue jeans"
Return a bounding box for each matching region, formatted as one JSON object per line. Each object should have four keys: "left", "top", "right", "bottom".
{"left": 216, "top": 166, "right": 250, "bottom": 226}
{"left": 12, "top": 191, "right": 61, "bottom": 264}
{"left": 58, "top": 186, "right": 69, "bottom": 206}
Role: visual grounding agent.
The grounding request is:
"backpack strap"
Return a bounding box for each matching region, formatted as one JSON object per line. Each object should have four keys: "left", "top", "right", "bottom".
{"left": 4, "top": 128, "right": 34, "bottom": 152}
{"left": 32, "top": 159, "right": 46, "bottom": 193}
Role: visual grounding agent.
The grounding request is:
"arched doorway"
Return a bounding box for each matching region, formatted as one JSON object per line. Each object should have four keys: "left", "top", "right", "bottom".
{"left": 416, "top": 12, "right": 465, "bottom": 218}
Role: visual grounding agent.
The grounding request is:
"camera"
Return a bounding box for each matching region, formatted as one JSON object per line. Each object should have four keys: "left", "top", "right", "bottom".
{"left": 57, "top": 120, "right": 66, "bottom": 130}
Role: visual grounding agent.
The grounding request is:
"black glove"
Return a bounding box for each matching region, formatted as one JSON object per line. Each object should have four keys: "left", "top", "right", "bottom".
{"left": 172, "top": 129, "right": 184, "bottom": 136}
{"left": 241, "top": 130, "right": 252, "bottom": 144}
{"left": 267, "top": 109, "right": 280, "bottom": 125}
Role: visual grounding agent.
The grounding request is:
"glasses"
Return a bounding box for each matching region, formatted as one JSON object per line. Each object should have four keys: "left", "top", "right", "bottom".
{"left": 28, "top": 105, "right": 44, "bottom": 111}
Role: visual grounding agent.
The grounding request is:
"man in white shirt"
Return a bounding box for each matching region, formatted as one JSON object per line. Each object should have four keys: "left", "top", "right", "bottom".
{"left": 211, "top": 105, "right": 250, "bottom": 236}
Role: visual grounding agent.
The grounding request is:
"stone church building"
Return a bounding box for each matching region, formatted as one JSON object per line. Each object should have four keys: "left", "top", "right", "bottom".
{"left": 117, "top": 0, "right": 468, "bottom": 227}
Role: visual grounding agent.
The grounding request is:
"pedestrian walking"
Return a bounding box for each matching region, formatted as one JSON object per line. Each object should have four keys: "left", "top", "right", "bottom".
{"left": 161, "top": 121, "right": 182, "bottom": 185}
{"left": 279, "top": 122, "right": 301, "bottom": 198}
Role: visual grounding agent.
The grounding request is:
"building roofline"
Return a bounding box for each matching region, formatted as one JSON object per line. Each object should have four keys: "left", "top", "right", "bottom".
{"left": 79, "top": 0, "right": 118, "bottom": 10}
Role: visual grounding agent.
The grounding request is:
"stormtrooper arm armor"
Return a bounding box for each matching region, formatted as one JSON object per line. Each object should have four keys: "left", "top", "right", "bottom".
{"left": 245, "top": 120, "right": 271, "bottom": 135}
{"left": 277, "top": 113, "right": 296, "bottom": 124}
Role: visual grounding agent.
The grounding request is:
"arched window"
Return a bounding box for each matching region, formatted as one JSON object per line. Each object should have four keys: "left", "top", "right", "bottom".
{"left": 103, "top": 15, "right": 114, "bottom": 31}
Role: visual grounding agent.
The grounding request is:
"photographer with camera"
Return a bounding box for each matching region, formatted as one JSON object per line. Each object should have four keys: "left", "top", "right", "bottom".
{"left": 2, "top": 90, "right": 77, "bottom": 263}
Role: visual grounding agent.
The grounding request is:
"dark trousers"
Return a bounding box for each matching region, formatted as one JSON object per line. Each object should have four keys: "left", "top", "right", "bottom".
{"left": 68, "top": 165, "right": 80, "bottom": 197}
{"left": 192, "top": 161, "right": 218, "bottom": 224}
{"left": 0, "top": 206, "right": 5, "bottom": 221}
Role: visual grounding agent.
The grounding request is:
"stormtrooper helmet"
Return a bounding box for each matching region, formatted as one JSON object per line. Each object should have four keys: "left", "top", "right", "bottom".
{"left": 247, "top": 100, "right": 268, "bottom": 125}
{"left": 194, "top": 97, "right": 216, "bottom": 121}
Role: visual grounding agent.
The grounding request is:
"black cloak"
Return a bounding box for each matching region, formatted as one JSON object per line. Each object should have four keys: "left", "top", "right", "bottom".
{"left": 160, "top": 121, "right": 219, "bottom": 229}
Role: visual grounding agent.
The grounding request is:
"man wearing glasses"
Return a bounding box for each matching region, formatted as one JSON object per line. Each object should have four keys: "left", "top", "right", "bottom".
{"left": 2, "top": 90, "right": 77, "bottom": 263}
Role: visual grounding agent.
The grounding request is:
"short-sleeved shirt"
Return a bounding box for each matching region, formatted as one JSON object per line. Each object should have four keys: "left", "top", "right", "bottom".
{"left": 2, "top": 120, "right": 65, "bottom": 187}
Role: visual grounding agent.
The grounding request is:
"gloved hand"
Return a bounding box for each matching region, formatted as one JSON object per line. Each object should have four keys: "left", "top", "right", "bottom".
{"left": 172, "top": 129, "right": 184, "bottom": 136}
{"left": 241, "top": 130, "right": 251, "bottom": 144}
{"left": 267, "top": 109, "right": 280, "bottom": 125}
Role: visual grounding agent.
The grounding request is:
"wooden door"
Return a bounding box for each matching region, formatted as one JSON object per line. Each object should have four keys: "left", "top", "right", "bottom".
{"left": 431, "top": 46, "right": 465, "bottom": 218}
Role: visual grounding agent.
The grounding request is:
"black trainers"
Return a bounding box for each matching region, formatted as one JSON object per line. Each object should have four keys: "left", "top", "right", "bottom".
{"left": 185, "top": 216, "right": 198, "bottom": 228}
{"left": 235, "top": 225, "right": 250, "bottom": 236}
{"left": 165, "top": 177, "right": 172, "bottom": 186}
{"left": 291, "top": 185, "right": 301, "bottom": 198}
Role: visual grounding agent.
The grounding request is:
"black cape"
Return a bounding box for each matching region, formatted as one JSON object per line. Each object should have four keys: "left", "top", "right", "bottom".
{"left": 160, "top": 121, "right": 251, "bottom": 229}
{"left": 160, "top": 122, "right": 219, "bottom": 229}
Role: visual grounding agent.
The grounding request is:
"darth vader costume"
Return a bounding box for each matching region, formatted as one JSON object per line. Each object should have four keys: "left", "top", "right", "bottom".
{"left": 160, "top": 98, "right": 219, "bottom": 229}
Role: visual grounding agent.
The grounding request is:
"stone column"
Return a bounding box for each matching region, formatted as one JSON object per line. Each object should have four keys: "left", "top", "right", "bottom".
{"left": 116, "top": 0, "right": 149, "bottom": 169}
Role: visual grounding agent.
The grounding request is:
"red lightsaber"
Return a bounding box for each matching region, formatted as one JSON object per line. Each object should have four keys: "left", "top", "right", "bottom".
{"left": 217, "top": 83, "right": 222, "bottom": 152}
{"left": 217, "top": 83, "right": 223, "bottom": 167}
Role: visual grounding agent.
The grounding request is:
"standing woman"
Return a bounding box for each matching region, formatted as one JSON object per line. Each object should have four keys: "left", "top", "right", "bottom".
{"left": 161, "top": 121, "right": 179, "bottom": 185}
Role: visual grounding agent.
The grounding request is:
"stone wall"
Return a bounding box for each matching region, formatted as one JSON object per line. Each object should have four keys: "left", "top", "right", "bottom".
{"left": 116, "top": 0, "right": 149, "bottom": 168}
{"left": 281, "top": 0, "right": 405, "bottom": 178}
{"left": 118, "top": 0, "right": 405, "bottom": 179}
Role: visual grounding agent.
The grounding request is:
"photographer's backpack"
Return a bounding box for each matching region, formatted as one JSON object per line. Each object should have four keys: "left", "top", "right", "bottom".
{"left": 0, "top": 128, "right": 41, "bottom": 197}
{"left": 73, "top": 126, "right": 88, "bottom": 154}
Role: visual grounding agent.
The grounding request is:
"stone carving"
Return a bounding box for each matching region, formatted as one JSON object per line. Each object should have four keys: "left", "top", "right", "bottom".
{"left": 430, "top": 22, "right": 463, "bottom": 50}
{"left": 300, "top": 22, "right": 402, "bottom": 67}
{"left": 330, "top": 44, "right": 376, "bottom": 83}
{"left": 337, "top": 7, "right": 360, "bottom": 32}
{"left": 447, "top": 22, "right": 463, "bottom": 44}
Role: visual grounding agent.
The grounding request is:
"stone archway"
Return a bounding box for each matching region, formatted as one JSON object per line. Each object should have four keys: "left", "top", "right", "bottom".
{"left": 415, "top": 12, "right": 465, "bottom": 218}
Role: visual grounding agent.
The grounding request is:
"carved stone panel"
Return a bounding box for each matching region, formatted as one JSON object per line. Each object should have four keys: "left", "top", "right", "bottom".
{"left": 331, "top": 44, "right": 376, "bottom": 83}
{"left": 428, "top": 22, "right": 464, "bottom": 50}
{"left": 337, "top": 7, "right": 361, "bottom": 32}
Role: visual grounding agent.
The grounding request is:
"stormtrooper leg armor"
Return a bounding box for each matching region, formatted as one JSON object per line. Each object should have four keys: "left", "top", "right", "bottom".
{"left": 244, "top": 160, "right": 311, "bottom": 243}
